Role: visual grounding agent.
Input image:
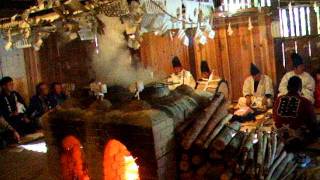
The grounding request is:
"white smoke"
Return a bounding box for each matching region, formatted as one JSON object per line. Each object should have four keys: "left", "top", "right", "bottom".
{"left": 92, "top": 16, "right": 159, "bottom": 87}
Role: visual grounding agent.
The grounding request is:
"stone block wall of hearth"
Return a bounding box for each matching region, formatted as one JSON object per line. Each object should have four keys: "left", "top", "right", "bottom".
{"left": 42, "top": 109, "right": 176, "bottom": 180}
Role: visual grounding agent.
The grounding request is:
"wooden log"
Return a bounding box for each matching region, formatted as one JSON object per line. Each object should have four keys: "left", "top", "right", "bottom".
{"left": 196, "top": 162, "right": 211, "bottom": 177}
{"left": 220, "top": 169, "right": 233, "bottom": 180}
{"left": 266, "top": 151, "right": 287, "bottom": 180}
{"left": 279, "top": 163, "right": 297, "bottom": 180}
{"left": 205, "top": 163, "right": 225, "bottom": 179}
{"left": 210, "top": 121, "right": 241, "bottom": 151}
{"left": 181, "top": 153, "right": 189, "bottom": 161}
{"left": 204, "top": 114, "right": 233, "bottom": 149}
{"left": 209, "top": 149, "right": 223, "bottom": 160}
{"left": 195, "top": 102, "right": 228, "bottom": 147}
{"left": 241, "top": 129, "right": 256, "bottom": 152}
{"left": 180, "top": 171, "right": 193, "bottom": 180}
{"left": 176, "top": 117, "right": 195, "bottom": 135}
{"left": 179, "top": 160, "right": 191, "bottom": 172}
{"left": 270, "top": 153, "right": 294, "bottom": 180}
{"left": 191, "top": 154, "right": 205, "bottom": 166}
{"left": 270, "top": 131, "right": 277, "bottom": 165}
{"left": 224, "top": 131, "right": 245, "bottom": 156}
{"left": 181, "top": 94, "right": 225, "bottom": 150}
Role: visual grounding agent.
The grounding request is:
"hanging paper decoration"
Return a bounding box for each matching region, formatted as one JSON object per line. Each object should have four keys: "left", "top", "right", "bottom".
{"left": 227, "top": 23, "right": 233, "bottom": 36}
{"left": 205, "top": 24, "right": 215, "bottom": 39}
{"left": 248, "top": 17, "right": 253, "bottom": 31}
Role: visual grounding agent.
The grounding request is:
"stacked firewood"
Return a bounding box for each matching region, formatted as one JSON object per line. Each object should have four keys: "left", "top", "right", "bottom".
{"left": 176, "top": 93, "right": 298, "bottom": 180}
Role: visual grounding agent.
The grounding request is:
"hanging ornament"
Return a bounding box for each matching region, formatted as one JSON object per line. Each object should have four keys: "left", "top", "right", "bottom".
{"left": 227, "top": 23, "right": 233, "bottom": 36}
{"left": 205, "top": 24, "right": 215, "bottom": 39}
{"left": 248, "top": 17, "right": 253, "bottom": 31}
{"left": 194, "top": 26, "right": 203, "bottom": 39}
{"left": 199, "top": 34, "right": 207, "bottom": 45}
{"left": 183, "top": 36, "right": 189, "bottom": 47}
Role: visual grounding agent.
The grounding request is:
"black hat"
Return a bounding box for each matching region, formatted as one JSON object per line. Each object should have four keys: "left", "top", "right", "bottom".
{"left": 250, "top": 63, "right": 260, "bottom": 76}
{"left": 172, "top": 56, "right": 182, "bottom": 68}
{"left": 201, "top": 61, "right": 210, "bottom": 73}
{"left": 291, "top": 53, "right": 304, "bottom": 67}
{"left": 0, "top": 76, "right": 13, "bottom": 86}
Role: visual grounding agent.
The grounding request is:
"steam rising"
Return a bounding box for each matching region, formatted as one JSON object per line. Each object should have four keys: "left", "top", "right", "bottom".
{"left": 92, "top": 16, "right": 157, "bottom": 87}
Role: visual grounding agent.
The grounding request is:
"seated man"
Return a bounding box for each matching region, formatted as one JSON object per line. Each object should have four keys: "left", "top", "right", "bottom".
{"left": 48, "top": 82, "right": 68, "bottom": 108}
{"left": 168, "top": 56, "right": 196, "bottom": 90}
{"left": 237, "top": 63, "right": 274, "bottom": 109}
{"left": 273, "top": 76, "right": 318, "bottom": 151}
{"left": 279, "top": 53, "right": 315, "bottom": 103}
{"left": 28, "top": 82, "right": 54, "bottom": 126}
{"left": 0, "top": 77, "right": 34, "bottom": 135}
{"left": 196, "top": 61, "right": 221, "bottom": 93}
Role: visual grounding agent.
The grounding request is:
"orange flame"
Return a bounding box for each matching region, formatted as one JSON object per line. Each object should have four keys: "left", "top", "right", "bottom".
{"left": 104, "top": 139, "right": 140, "bottom": 180}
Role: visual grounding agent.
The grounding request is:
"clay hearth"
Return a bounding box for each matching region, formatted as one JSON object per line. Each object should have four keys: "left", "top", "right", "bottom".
{"left": 42, "top": 86, "right": 206, "bottom": 180}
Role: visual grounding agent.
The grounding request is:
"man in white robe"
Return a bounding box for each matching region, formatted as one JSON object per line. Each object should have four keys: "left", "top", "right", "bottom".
{"left": 238, "top": 63, "right": 274, "bottom": 109}
{"left": 168, "top": 56, "right": 196, "bottom": 90}
{"left": 196, "top": 61, "right": 221, "bottom": 93}
{"left": 278, "top": 53, "right": 315, "bottom": 103}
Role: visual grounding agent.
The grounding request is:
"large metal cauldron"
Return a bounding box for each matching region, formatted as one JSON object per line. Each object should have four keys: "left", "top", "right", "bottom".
{"left": 140, "top": 82, "right": 170, "bottom": 99}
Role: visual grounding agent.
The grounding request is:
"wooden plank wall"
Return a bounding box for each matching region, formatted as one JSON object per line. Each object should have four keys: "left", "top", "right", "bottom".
{"left": 274, "top": 36, "right": 320, "bottom": 81}
{"left": 140, "top": 33, "right": 191, "bottom": 78}
{"left": 38, "top": 35, "right": 95, "bottom": 87}
{"left": 140, "top": 13, "right": 276, "bottom": 101}
{"left": 194, "top": 14, "right": 276, "bottom": 101}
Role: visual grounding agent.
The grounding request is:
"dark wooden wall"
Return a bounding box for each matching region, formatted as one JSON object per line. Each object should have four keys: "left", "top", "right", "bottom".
{"left": 38, "top": 35, "right": 95, "bottom": 87}
{"left": 140, "top": 14, "right": 276, "bottom": 101}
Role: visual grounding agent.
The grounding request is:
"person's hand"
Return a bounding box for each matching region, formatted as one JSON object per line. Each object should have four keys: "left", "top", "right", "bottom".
{"left": 246, "top": 96, "right": 252, "bottom": 107}
{"left": 13, "top": 131, "right": 20, "bottom": 142}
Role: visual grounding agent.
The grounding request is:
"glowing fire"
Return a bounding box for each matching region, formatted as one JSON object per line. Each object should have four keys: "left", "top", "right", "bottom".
{"left": 60, "top": 136, "right": 90, "bottom": 180}
{"left": 124, "top": 156, "right": 139, "bottom": 180}
{"left": 104, "top": 139, "right": 140, "bottom": 180}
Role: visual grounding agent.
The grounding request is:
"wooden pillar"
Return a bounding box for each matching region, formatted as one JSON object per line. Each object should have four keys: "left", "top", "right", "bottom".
{"left": 23, "top": 48, "right": 42, "bottom": 97}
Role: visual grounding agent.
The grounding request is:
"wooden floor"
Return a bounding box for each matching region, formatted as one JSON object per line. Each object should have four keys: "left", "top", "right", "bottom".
{"left": 0, "top": 140, "right": 50, "bottom": 180}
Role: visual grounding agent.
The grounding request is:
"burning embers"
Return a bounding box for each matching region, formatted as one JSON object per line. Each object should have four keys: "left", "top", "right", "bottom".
{"left": 60, "top": 136, "right": 139, "bottom": 180}
{"left": 60, "top": 136, "right": 90, "bottom": 180}
{"left": 104, "top": 139, "right": 140, "bottom": 180}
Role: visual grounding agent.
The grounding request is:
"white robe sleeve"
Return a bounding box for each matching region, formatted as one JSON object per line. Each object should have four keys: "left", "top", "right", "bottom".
{"left": 301, "top": 74, "right": 315, "bottom": 103}
{"left": 184, "top": 71, "right": 196, "bottom": 89}
{"left": 278, "top": 73, "right": 290, "bottom": 96}
{"left": 242, "top": 77, "right": 252, "bottom": 97}
{"left": 264, "top": 75, "right": 274, "bottom": 97}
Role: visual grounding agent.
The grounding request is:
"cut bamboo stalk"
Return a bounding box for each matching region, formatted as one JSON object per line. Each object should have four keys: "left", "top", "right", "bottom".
{"left": 266, "top": 151, "right": 287, "bottom": 180}
{"left": 270, "top": 153, "right": 294, "bottom": 180}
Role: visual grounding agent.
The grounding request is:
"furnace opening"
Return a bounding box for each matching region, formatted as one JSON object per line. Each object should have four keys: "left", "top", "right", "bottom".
{"left": 103, "top": 139, "right": 140, "bottom": 180}
{"left": 60, "top": 135, "right": 90, "bottom": 180}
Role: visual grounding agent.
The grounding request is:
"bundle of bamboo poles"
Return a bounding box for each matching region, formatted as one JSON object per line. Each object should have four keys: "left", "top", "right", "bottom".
{"left": 176, "top": 93, "right": 298, "bottom": 180}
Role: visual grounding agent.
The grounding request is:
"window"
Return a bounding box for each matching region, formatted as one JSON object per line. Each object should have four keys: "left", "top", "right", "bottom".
{"left": 279, "top": 6, "right": 311, "bottom": 37}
